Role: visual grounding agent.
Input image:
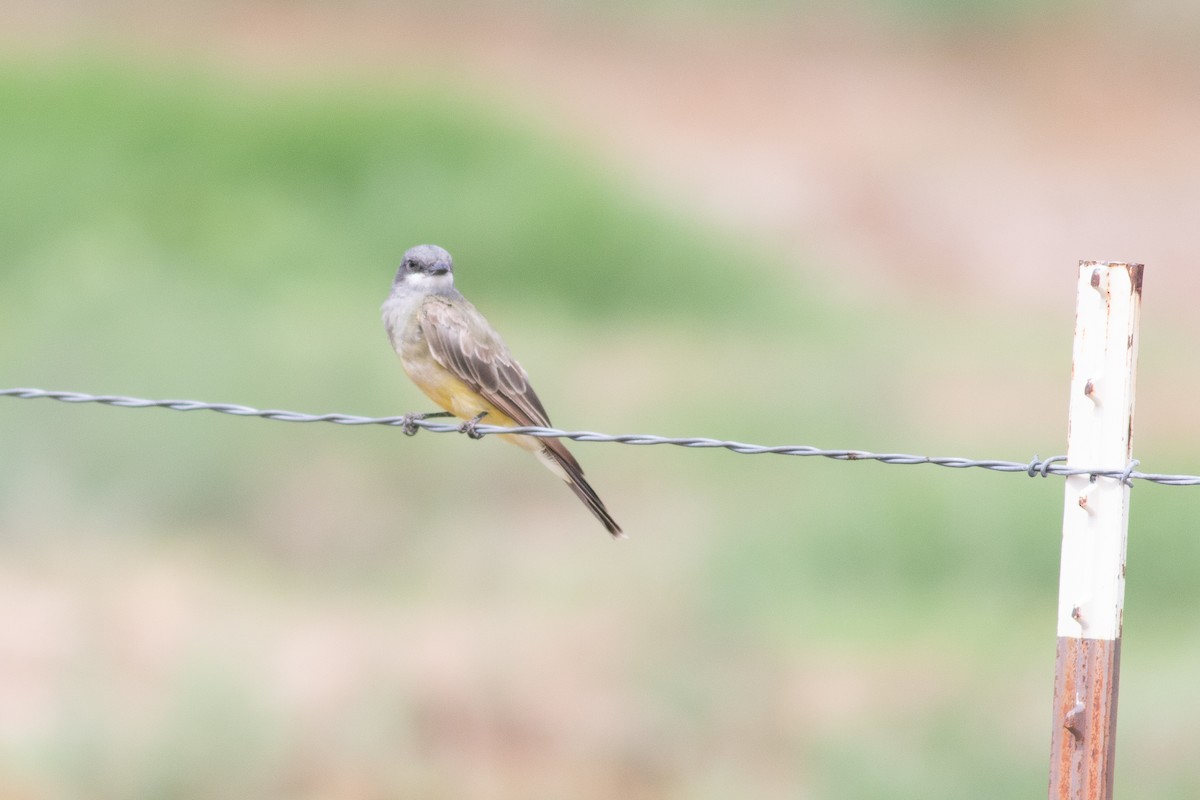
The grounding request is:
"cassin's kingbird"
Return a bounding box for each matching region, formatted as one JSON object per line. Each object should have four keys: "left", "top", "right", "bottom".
{"left": 382, "top": 244, "right": 622, "bottom": 537}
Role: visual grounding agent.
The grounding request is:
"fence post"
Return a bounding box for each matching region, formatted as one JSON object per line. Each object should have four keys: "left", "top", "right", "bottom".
{"left": 1048, "top": 261, "right": 1143, "bottom": 800}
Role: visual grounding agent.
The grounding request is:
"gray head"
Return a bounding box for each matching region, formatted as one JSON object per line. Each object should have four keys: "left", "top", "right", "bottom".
{"left": 393, "top": 244, "right": 455, "bottom": 289}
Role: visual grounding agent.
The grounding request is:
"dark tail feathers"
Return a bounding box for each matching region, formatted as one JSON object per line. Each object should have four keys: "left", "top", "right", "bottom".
{"left": 544, "top": 445, "right": 622, "bottom": 537}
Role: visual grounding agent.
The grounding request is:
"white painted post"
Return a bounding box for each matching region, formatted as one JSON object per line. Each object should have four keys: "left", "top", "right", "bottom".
{"left": 1048, "top": 261, "right": 1143, "bottom": 800}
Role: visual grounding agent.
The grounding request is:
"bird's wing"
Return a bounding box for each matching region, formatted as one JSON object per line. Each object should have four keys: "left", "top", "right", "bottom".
{"left": 418, "top": 294, "right": 554, "bottom": 429}
{"left": 418, "top": 293, "right": 618, "bottom": 535}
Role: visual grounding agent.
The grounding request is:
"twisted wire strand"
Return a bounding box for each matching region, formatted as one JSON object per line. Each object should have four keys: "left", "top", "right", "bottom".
{"left": 3, "top": 387, "right": 1198, "bottom": 486}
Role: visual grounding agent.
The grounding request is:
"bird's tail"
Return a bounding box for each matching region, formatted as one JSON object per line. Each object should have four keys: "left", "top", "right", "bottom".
{"left": 535, "top": 443, "right": 623, "bottom": 538}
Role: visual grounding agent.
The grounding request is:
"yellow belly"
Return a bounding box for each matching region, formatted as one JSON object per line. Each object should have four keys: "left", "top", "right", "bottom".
{"left": 403, "top": 355, "right": 539, "bottom": 454}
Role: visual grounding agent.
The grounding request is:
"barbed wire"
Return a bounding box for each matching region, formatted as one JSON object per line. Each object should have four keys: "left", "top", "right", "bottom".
{"left": 3, "top": 387, "right": 1198, "bottom": 486}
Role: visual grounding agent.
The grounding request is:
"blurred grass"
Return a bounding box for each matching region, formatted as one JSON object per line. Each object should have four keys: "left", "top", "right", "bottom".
{"left": 0, "top": 60, "right": 790, "bottom": 321}
{"left": 0, "top": 57, "right": 801, "bottom": 522}
{"left": 0, "top": 56, "right": 1198, "bottom": 799}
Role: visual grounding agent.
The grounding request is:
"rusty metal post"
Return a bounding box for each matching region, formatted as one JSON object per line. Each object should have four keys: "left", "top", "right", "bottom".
{"left": 1048, "top": 261, "right": 1143, "bottom": 800}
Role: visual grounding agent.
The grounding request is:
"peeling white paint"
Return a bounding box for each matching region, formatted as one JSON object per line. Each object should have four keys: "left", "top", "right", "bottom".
{"left": 1056, "top": 262, "right": 1141, "bottom": 641}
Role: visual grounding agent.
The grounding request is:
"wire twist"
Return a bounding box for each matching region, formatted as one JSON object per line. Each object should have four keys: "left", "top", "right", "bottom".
{"left": 3, "top": 387, "right": 1197, "bottom": 486}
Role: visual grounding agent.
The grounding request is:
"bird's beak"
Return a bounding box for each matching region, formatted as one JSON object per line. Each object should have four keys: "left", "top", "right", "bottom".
{"left": 430, "top": 263, "right": 451, "bottom": 276}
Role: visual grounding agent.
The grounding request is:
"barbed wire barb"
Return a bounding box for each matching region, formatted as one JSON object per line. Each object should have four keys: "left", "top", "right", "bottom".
{"left": 3, "top": 387, "right": 1199, "bottom": 486}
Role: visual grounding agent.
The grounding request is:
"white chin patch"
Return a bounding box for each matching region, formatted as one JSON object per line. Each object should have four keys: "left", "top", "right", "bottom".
{"left": 407, "top": 272, "right": 454, "bottom": 291}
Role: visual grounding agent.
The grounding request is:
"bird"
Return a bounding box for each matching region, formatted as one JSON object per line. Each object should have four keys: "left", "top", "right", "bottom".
{"left": 381, "top": 244, "right": 622, "bottom": 537}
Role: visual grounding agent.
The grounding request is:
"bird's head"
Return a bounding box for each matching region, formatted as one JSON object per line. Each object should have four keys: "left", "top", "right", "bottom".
{"left": 394, "top": 244, "right": 455, "bottom": 291}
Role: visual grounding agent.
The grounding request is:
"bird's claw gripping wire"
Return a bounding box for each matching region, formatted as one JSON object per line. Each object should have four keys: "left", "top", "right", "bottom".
{"left": 459, "top": 411, "right": 489, "bottom": 439}
{"left": 400, "top": 411, "right": 453, "bottom": 436}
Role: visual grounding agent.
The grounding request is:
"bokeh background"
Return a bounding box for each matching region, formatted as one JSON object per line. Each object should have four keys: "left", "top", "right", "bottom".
{"left": 3, "top": 1, "right": 1200, "bottom": 797}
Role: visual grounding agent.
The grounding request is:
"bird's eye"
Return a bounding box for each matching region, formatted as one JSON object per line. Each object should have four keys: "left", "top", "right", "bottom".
{"left": 405, "top": 260, "right": 418, "bottom": 272}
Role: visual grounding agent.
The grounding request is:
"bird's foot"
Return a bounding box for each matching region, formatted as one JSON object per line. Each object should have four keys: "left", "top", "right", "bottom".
{"left": 399, "top": 411, "right": 453, "bottom": 436}
{"left": 459, "top": 411, "right": 489, "bottom": 440}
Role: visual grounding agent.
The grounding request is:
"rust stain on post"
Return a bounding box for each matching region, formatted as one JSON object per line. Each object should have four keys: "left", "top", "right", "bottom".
{"left": 1049, "top": 637, "right": 1121, "bottom": 799}
{"left": 1127, "top": 263, "right": 1144, "bottom": 295}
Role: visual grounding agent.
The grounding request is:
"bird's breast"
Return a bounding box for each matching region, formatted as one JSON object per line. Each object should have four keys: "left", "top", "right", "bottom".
{"left": 383, "top": 289, "right": 522, "bottom": 432}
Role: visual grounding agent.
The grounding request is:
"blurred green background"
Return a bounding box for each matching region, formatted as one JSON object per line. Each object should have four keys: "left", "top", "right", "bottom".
{"left": 2, "top": 2, "right": 1200, "bottom": 798}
